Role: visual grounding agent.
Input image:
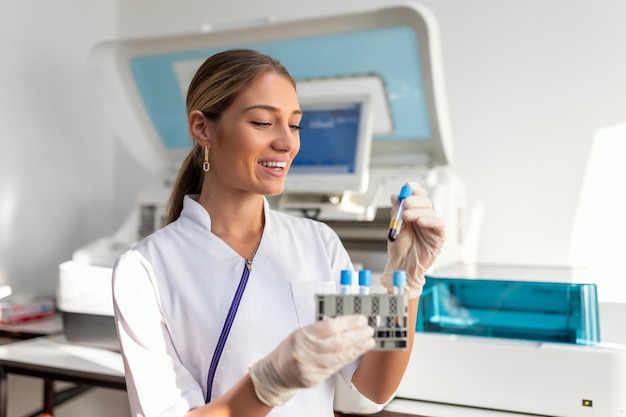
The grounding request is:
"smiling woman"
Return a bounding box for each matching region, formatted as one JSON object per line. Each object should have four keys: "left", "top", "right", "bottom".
{"left": 111, "top": 48, "right": 445, "bottom": 417}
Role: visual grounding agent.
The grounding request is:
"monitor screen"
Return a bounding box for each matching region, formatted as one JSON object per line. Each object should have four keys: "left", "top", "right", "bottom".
{"left": 283, "top": 98, "right": 372, "bottom": 194}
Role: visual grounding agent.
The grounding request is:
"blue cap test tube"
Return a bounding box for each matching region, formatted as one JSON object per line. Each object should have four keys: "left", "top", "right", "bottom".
{"left": 388, "top": 185, "right": 413, "bottom": 242}
{"left": 358, "top": 270, "right": 371, "bottom": 295}
{"left": 340, "top": 270, "right": 353, "bottom": 295}
{"left": 392, "top": 270, "right": 406, "bottom": 295}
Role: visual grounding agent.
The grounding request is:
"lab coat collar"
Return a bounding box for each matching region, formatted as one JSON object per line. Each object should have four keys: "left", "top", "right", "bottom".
{"left": 181, "top": 194, "right": 271, "bottom": 233}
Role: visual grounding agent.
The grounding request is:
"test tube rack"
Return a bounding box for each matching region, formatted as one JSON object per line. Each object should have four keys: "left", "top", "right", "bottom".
{"left": 315, "top": 293, "right": 409, "bottom": 351}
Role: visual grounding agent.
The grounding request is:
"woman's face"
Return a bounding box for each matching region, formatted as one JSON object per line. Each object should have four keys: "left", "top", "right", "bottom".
{"left": 210, "top": 72, "right": 301, "bottom": 197}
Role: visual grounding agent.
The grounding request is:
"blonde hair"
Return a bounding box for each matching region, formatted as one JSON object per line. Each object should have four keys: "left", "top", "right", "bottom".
{"left": 166, "top": 49, "right": 295, "bottom": 224}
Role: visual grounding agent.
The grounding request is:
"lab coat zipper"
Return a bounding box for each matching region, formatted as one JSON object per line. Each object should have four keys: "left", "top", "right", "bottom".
{"left": 206, "top": 229, "right": 262, "bottom": 402}
{"left": 206, "top": 264, "right": 251, "bottom": 403}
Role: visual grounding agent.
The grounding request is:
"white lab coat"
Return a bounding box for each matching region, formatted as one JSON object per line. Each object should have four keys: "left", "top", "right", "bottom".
{"left": 112, "top": 195, "right": 359, "bottom": 416}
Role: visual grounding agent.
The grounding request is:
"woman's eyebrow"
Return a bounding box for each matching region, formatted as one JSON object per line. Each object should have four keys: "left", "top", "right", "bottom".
{"left": 243, "top": 104, "right": 302, "bottom": 115}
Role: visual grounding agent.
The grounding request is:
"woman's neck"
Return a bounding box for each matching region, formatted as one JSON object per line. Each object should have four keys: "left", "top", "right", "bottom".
{"left": 197, "top": 186, "right": 265, "bottom": 256}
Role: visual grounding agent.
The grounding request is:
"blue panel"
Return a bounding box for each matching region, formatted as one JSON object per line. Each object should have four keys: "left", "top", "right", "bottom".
{"left": 129, "top": 25, "right": 431, "bottom": 150}
{"left": 416, "top": 277, "right": 600, "bottom": 345}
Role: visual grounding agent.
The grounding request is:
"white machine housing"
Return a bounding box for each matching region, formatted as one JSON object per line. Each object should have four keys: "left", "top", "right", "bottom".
{"left": 392, "top": 263, "right": 626, "bottom": 417}
{"left": 58, "top": 0, "right": 461, "bottom": 344}
{"left": 397, "top": 332, "right": 626, "bottom": 417}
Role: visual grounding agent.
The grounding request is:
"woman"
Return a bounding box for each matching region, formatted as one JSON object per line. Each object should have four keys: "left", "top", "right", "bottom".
{"left": 112, "top": 48, "right": 445, "bottom": 417}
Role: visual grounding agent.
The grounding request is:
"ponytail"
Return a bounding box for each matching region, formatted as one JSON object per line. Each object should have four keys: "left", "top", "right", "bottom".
{"left": 166, "top": 144, "right": 203, "bottom": 224}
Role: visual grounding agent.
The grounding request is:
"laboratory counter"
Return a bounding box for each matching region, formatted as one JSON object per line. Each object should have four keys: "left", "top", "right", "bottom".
{"left": 0, "top": 335, "right": 126, "bottom": 417}
{"left": 0, "top": 334, "right": 544, "bottom": 417}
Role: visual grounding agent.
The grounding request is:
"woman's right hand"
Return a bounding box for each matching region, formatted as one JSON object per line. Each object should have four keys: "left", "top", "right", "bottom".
{"left": 249, "top": 314, "right": 375, "bottom": 407}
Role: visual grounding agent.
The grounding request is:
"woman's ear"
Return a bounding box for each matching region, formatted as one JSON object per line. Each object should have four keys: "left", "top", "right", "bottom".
{"left": 189, "top": 110, "right": 214, "bottom": 148}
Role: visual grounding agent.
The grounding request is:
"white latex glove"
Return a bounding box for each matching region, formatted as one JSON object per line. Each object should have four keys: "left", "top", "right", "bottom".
{"left": 249, "top": 314, "right": 375, "bottom": 407}
{"left": 380, "top": 182, "right": 446, "bottom": 299}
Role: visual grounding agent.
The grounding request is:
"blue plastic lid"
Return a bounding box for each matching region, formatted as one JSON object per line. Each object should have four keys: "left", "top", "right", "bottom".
{"left": 341, "top": 270, "right": 353, "bottom": 286}
{"left": 358, "top": 270, "right": 372, "bottom": 286}
{"left": 393, "top": 270, "right": 407, "bottom": 287}
{"left": 416, "top": 273, "right": 601, "bottom": 345}
{"left": 399, "top": 184, "right": 412, "bottom": 199}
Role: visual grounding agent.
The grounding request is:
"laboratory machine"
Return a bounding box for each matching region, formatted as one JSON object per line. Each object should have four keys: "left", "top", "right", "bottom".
{"left": 391, "top": 263, "right": 626, "bottom": 417}
{"left": 57, "top": 1, "right": 464, "bottom": 353}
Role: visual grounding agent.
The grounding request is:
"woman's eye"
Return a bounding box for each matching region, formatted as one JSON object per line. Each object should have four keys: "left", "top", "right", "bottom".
{"left": 251, "top": 121, "right": 301, "bottom": 131}
{"left": 251, "top": 121, "right": 272, "bottom": 128}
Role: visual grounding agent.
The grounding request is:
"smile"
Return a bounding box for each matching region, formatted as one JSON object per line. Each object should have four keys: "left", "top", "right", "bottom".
{"left": 258, "top": 161, "right": 287, "bottom": 169}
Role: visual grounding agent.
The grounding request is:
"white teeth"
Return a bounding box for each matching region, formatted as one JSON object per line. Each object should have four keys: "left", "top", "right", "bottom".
{"left": 259, "top": 161, "right": 287, "bottom": 168}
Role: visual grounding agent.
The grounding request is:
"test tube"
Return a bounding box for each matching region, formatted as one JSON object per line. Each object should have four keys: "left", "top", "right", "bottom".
{"left": 358, "top": 270, "right": 371, "bottom": 295}
{"left": 340, "top": 270, "right": 353, "bottom": 295}
{"left": 392, "top": 270, "right": 406, "bottom": 295}
{"left": 388, "top": 185, "right": 413, "bottom": 242}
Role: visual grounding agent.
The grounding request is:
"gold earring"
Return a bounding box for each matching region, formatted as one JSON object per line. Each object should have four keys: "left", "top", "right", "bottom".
{"left": 203, "top": 145, "right": 210, "bottom": 172}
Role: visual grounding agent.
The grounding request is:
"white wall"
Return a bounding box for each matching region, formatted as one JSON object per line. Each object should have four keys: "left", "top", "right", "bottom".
{"left": 1, "top": 1, "right": 131, "bottom": 416}
{"left": 115, "top": 0, "right": 626, "bottom": 301}
{"left": 0, "top": 1, "right": 119, "bottom": 297}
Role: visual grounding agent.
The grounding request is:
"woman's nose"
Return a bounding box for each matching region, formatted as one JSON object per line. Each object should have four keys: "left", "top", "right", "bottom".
{"left": 272, "top": 123, "right": 299, "bottom": 152}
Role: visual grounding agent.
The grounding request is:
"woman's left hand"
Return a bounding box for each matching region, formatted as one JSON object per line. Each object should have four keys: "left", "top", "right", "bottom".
{"left": 380, "top": 182, "right": 445, "bottom": 298}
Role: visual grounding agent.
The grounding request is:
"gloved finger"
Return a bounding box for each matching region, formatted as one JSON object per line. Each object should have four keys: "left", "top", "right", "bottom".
{"left": 389, "top": 185, "right": 436, "bottom": 232}
{"left": 401, "top": 207, "right": 438, "bottom": 224}
{"left": 402, "top": 208, "right": 445, "bottom": 233}
{"left": 397, "top": 189, "right": 443, "bottom": 238}
{"left": 402, "top": 194, "right": 434, "bottom": 211}
{"left": 312, "top": 322, "right": 374, "bottom": 350}
{"left": 305, "top": 314, "right": 369, "bottom": 338}
{"left": 389, "top": 206, "right": 442, "bottom": 249}
{"left": 300, "top": 318, "right": 374, "bottom": 353}
{"left": 305, "top": 337, "right": 375, "bottom": 370}
{"left": 298, "top": 329, "right": 375, "bottom": 371}
{"left": 415, "top": 215, "right": 446, "bottom": 233}
{"left": 403, "top": 181, "right": 428, "bottom": 197}
{"left": 286, "top": 338, "right": 375, "bottom": 388}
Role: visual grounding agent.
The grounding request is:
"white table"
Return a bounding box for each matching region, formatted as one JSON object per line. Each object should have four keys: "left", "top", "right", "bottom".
{"left": 0, "top": 335, "right": 126, "bottom": 417}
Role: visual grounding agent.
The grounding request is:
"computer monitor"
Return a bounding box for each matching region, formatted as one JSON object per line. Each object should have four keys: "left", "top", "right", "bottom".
{"left": 283, "top": 93, "right": 373, "bottom": 195}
